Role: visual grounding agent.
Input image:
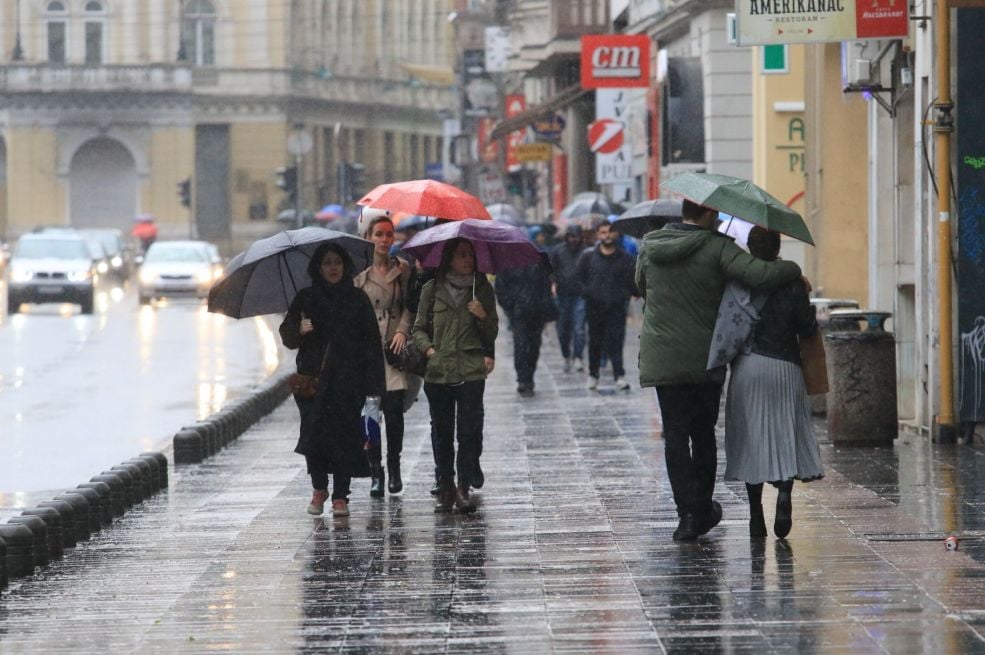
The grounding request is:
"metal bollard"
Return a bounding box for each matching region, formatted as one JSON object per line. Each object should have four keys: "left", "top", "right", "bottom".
{"left": 89, "top": 474, "right": 127, "bottom": 518}
{"left": 7, "top": 516, "right": 48, "bottom": 567}
{"left": 20, "top": 508, "right": 64, "bottom": 560}
{"left": 0, "top": 535, "right": 6, "bottom": 589}
{"left": 75, "top": 483, "right": 113, "bottom": 527}
{"left": 53, "top": 493, "right": 93, "bottom": 542}
{"left": 37, "top": 500, "right": 78, "bottom": 549}
{"left": 825, "top": 310, "right": 898, "bottom": 445}
{"left": 125, "top": 458, "right": 158, "bottom": 496}
{"left": 109, "top": 463, "right": 144, "bottom": 504}
{"left": 174, "top": 428, "right": 205, "bottom": 464}
{"left": 0, "top": 524, "right": 35, "bottom": 578}
{"left": 140, "top": 452, "right": 169, "bottom": 487}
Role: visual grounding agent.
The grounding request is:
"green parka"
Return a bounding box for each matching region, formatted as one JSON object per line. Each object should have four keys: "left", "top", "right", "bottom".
{"left": 636, "top": 224, "right": 802, "bottom": 387}
{"left": 412, "top": 275, "right": 498, "bottom": 384}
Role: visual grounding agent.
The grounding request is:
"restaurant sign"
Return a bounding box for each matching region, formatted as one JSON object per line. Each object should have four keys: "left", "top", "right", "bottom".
{"left": 735, "top": 0, "right": 908, "bottom": 45}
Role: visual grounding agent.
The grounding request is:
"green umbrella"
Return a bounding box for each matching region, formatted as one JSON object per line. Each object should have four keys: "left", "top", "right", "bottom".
{"left": 661, "top": 171, "right": 814, "bottom": 246}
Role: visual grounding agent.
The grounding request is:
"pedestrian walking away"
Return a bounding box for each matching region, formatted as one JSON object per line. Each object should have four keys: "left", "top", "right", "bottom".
{"left": 722, "top": 227, "right": 824, "bottom": 539}
{"left": 576, "top": 221, "right": 638, "bottom": 391}
{"left": 354, "top": 208, "right": 414, "bottom": 497}
{"left": 412, "top": 238, "right": 498, "bottom": 513}
{"left": 279, "top": 243, "right": 386, "bottom": 518}
{"left": 495, "top": 253, "right": 557, "bottom": 397}
{"left": 549, "top": 225, "right": 587, "bottom": 373}
{"left": 636, "top": 199, "right": 802, "bottom": 541}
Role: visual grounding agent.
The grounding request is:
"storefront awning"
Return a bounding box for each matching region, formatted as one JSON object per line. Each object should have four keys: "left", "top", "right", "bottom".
{"left": 397, "top": 63, "right": 456, "bottom": 86}
{"left": 489, "top": 84, "right": 589, "bottom": 140}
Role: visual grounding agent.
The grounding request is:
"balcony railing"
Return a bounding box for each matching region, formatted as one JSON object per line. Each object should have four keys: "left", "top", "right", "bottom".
{"left": 0, "top": 64, "right": 192, "bottom": 92}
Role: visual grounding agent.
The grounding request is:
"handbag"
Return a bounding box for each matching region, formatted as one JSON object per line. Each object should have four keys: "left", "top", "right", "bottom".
{"left": 799, "top": 330, "right": 829, "bottom": 395}
{"left": 386, "top": 342, "right": 428, "bottom": 376}
{"left": 287, "top": 320, "right": 329, "bottom": 400}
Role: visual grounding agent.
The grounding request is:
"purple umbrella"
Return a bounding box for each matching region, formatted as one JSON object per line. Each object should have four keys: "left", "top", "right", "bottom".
{"left": 400, "top": 218, "right": 542, "bottom": 273}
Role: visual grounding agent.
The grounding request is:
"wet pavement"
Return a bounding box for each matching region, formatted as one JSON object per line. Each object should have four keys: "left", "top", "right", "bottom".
{"left": 1, "top": 320, "right": 985, "bottom": 653}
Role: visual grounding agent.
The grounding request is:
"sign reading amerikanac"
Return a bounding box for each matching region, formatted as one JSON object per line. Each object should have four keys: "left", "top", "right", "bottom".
{"left": 580, "top": 35, "right": 651, "bottom": 89}
{"left": 736, "top": 0, "right": 909, "bottom": 45}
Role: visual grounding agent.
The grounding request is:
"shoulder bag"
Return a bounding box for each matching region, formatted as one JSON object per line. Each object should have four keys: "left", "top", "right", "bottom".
{"left": 287, "top": 319, "right": 329, "bottom": 400}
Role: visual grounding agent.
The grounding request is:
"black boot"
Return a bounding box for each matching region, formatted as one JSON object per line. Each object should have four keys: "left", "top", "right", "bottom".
{"left": 746, "top": 483, "right": 767, "bottom": 538}
{"left": 774, "top": 480, "right": 793, "bottom": 539}
{"left": 387, "top": 455, "right": 403, "bottom": 494}
{"left": 368, "top": 446, "right": 384, "bottom": 499}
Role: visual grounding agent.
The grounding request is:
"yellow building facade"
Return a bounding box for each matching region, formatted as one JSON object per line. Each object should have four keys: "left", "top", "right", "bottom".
{"left": 0, "top": 1, "right": 455, "bottom": 252}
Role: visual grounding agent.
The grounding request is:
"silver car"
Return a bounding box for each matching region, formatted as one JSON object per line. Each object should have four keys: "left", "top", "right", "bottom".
{"left": 7, "top": 233, "right": 99, "bottom": 314}
{"left": 137, "top": 240, "right": 220, "bottom": 304}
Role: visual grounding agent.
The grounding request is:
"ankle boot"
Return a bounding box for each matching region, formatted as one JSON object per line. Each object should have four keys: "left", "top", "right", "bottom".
{"left": 369, "top": 464, "right": 385, "bottom": 498}
{"left": 454, "top": 482, "right": 475, "bottom": 514}
{"left": 387, "top": 455, "right": 403, "bottom": 494}
{"left": 774, "top": 480, "right": 793, "bottom": 539}
{"left": 746, "top": 483, "right": 767, "bottom": 538}
{"left": 434, "top": 480, "right": 456, "bottom": 512}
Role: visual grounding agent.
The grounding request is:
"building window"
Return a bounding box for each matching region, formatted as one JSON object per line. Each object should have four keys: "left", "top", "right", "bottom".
{"left": 46, "top": 1, "right": 68, "bottom": 64}
{"left": 183, "top": 0, "right": 217, "bottom": 66}
{"left": 84, "top": 3, "right": 106, "bottom": 65}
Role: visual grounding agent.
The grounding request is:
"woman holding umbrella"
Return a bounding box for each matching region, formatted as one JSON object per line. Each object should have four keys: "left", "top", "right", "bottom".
{"left": 412, "top": 238, "right": 499, "bottom": 513}
{"left": 278, "top": 243, "right": 386, "bottom": 517}
{"left": 353, "top": 208, "right": 414, "bottom": 497}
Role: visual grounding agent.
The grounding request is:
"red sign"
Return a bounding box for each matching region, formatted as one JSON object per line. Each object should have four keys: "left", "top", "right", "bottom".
{"left": 855, "top": 0, "right": 909, "bottom": 38}
{"left": 580, "top": 34, "right": 651, "bottom": 89}
{"left": 587, "top": 119, "right": 625, "bottom": 154}
{"left": 505, "top": 94, "right": 526, "bottom": 171}
{"left": 477, "top": 118, "right": 499, "bottom": 163}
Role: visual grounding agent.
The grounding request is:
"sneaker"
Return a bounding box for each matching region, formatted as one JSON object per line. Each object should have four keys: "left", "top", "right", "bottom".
{"left": 563, "top": 358, "right": 572, "bottom": 373}
{"left": 573, "top": 358, "right": 585, "bottom": 372}
{"left": 615, "top": 377, "right": 630, "bottom": 391}
{"left": 307, "top": 490, "right": 329, "bottom": 515}
{"left": 587, "top": 376, "right": 599, "bottom": 390}
{"left": 331, "top": 499, "right": 350, "bottom": 517}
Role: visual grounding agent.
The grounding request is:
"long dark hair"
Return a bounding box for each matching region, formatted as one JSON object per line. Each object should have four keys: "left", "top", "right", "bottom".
{"left": 435, "top": 238, "right": 475, "bottom": 282}
{"left": 307, "top": 242, "right": 355, "bottom": 286}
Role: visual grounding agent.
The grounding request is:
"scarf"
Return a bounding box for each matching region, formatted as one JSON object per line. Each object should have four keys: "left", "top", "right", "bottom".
{"left": 442, "top": 272, "right": 473, "bottom": 306}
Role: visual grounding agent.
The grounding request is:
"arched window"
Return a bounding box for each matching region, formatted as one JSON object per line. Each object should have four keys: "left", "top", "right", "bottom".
{"left": 183, "top": 0, "right": 217, "bottom": 66}
{"left": 84, "top": 0, "right": 107, "bottom": 65}
{"left": 46, "top": 1, "right": 68, "bottom": 63}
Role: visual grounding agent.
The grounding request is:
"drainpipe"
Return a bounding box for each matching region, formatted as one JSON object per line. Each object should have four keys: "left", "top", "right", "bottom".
{"left": 933, "top": 0, "right": 956, "bottom": 443}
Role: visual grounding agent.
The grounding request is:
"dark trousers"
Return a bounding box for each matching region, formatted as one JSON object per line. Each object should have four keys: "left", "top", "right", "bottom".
{"left": 586, "top": 301, "right": 627, "bottom": 379}
{"left": 654, "top": 384, "right": 723, "bottom": 517}
{"left": 379, "top": 389, "right": 405, "bottom": 463}
{"left": 307, "top": 456, "right": 351, "bottom": 501}
{"left": 424, "top": 380, "right": 485, "bottom": 487}
{"left": 512, "top": 315, "right": 545, "bottom": 386}
{"left": 555, "top": 294, "right": 586, "bottom": 360}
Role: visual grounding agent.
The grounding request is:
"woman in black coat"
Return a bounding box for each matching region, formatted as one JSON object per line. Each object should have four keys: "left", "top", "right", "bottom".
{"left": 279, "top": 242, "right": 386, "bottom": 518}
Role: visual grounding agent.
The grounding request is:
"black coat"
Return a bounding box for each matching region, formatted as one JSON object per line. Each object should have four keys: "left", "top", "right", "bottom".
{"left": 751, "top": 278, "right": 817, "bottom": 365}
{"left": 575, "top": 245, "right": 638, "bottom": 307}
{"left": 494, "top": 260, "right": 556, "bottom": 325}
{"left": 279, "top": 280, "right": 385, "bottom": 477}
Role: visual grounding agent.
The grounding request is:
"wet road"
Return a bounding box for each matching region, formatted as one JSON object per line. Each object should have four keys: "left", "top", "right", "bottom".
{"left": 1, "top": 319, "right": 984, "bottom": 652}
{"left": 0, "top": 280, "right": 282, "bottom": 511}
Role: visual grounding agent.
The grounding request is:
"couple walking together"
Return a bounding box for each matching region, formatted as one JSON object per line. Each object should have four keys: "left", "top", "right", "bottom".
{"left": 637, "top": 200, "right": 824, "bottom": 541}
{"left": 279, "top": 211, "right": 497, "bottom": 517}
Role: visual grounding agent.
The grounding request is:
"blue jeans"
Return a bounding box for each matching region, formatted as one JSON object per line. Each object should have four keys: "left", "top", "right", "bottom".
{"left": 555, "top": 294, "right": 586, "bottom": 360}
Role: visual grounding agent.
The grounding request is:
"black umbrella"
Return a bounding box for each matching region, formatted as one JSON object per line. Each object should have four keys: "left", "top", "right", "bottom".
{"left": 558, "top": 192, "right": 625, "bottom": 224}
{"left": 207, "top": 227, "right": 373, "bottom": 318}
{"left": 612, "top": 198, "right": 683, "bottom": 238}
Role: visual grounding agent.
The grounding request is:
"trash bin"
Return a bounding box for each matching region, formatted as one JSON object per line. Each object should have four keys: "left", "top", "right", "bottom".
{"left": 807, "top": 298, "right": 860, "bottom": 415}
{"left": 825, "top": 310, "right": 898, "bottom": 445}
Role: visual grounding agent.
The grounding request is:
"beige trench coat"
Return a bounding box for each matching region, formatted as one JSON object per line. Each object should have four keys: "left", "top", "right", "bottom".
{"left": 354, "top": 259, "right": 413, "bottom": 391}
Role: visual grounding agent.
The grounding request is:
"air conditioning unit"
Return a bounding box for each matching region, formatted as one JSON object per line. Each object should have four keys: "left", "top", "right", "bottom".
{"left": 842, "top": 41, "right": 874, "bottom": 88}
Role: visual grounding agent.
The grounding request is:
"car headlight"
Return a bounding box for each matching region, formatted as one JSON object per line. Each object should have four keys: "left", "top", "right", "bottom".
{"left": 96, "top": 261, "right": 109, "bottom": 274}
{"left": 139, "top": 269, "right": 157, "bottom": 285}
{"left": 195, "top": 269, "right": 213, "bottom": 284}
{"left": 67, "top": 270, "right": 91, "bottom": 282}
{"left": 10, "top": 268, "right": 33, "bottom": 282}
{"left": 111, "top": 256, "right": 123, "bottom": 268}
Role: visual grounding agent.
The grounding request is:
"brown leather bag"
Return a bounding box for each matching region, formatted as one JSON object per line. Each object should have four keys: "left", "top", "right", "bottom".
{"left": 287, "top": 373, "right": 320, "bottom": 400}
{"left": 799, "top": 331, "right": 829, "bottom": 395}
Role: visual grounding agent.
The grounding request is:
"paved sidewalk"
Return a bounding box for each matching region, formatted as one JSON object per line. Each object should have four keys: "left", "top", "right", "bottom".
{"left": 1, "top": 323, "right": 985, "bottom": 653}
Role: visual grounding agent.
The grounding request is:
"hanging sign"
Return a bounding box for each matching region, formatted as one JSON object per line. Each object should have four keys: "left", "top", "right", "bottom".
{"left": 735, "top": 0, "right": 909, "bottom": 45}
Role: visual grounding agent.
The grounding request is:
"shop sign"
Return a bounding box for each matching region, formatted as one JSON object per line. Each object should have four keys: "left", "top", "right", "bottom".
{"left": 580, "top": 34, "right": 651, "bottom": 89}
{"left": 736, "top": 0, "right": 909, "bottom": 45}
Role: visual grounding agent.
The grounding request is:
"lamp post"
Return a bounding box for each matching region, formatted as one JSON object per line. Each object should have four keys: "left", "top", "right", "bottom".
{"left": 11, "top": 0, "right": 24, "bottom": 61}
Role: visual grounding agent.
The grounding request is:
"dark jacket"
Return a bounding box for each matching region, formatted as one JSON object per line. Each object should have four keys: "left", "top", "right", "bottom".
{"left": 636, "top": 223, "right": 802, "bottom": 387}
{"left": 751, "top": 278, "right": 817, "bottom": 364}
{"left": 494, "top": 259, "right": 556, "bottom": 325}
{"left": 575, "top": 244, "right": 638, "bottom": 306}
{"left": 279, "top": 279, "right": 385, "bottom": 477}
{"left": 549, "top": 242, "right": 585, "bottom": 296}
{"left": 412, "top": 275, "right": 499, "bottom": 384}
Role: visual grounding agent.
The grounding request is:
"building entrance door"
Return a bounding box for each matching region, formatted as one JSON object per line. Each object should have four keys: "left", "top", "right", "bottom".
{"left": 69, "top": 138, "right": 137, "bottom": 229}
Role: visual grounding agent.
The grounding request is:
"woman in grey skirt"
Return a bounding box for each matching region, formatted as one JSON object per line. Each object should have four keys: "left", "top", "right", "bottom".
{"left": 724, "top": 227, "right": 824, "bottom": 539}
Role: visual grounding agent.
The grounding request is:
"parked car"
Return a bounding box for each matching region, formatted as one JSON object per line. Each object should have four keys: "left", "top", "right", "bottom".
{"left": 7, "top": 233, "right": 100, "bottom": 314}
{"left": 137, "top": 240, "right": 221, "bottom": 304}
{"left": 82, "top": 228, "right": 132, "bottom": 281}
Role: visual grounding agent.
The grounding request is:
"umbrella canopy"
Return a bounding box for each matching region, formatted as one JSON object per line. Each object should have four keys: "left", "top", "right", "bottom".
{"left": 661, "top": 172, "right": 814, "bottom": 245}
{"left": 486, "top": 203, "right": 525, "bottom": 226}
{"left": 357, "top": 179, "right": 492, "bottom": 221}
{"left": 612, "top": 198, "right": 683, "bottom": 238}
{"left": 399, "top": 218, "right": 541, "bottom": 273}
{"left": 558, "top": 192, "right": 625, "bottom": 221}
{"left": 718, "top": 213, "right": 754, "bottom": 251}
{"left": 315, "top": 204, "right": 345, "bottom": 220}
{"left": 207, "top": 227, "right": 373, "bottom": 319}
{"left": 393, "top": 214, "right": 430, "bottom": 233}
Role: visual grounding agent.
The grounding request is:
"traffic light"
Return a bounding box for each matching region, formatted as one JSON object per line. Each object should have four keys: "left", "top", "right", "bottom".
{"left": 275, "top": 165, "right": 298, "bottom": 201}
{"left": 347, "top": 163, "right": 366, "bottom": 202}
{"left": 177, "top": 178, "right": 192, "bottom": 208}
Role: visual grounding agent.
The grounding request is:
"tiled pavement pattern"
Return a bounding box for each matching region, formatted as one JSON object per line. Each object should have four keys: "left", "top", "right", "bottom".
{"left": 1, "top": 320, "right": 985, "bottom": 653}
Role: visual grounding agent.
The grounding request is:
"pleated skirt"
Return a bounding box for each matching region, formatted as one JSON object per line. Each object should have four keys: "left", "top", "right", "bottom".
{"left": 724, "top": 352, "right": 824, "bottom": 485}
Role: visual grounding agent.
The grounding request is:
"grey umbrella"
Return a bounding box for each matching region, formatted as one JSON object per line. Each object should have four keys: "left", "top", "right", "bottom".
{"left": 207, "top": 227, "right": 373, "bottom": 318}
{"left": 612, "top": 198, "right": 683, "bottom": 238}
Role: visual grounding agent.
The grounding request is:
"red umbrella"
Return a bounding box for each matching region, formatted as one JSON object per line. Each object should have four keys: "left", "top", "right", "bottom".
{"left": 357, "top": 179, "right": 492, "bottom": 221}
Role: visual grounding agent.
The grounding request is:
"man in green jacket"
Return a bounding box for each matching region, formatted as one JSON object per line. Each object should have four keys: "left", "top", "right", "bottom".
{"left": 636, "top": 200, "right": 803, "bottom": 541}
